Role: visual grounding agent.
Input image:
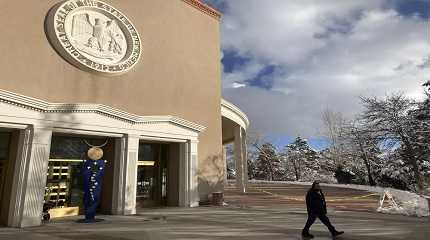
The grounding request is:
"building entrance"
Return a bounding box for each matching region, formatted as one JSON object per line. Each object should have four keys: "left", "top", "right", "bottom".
{"left": 0, "top": 132, "right": 11, "bottom": 225}
{"left": 46, "top": 134, "right": 115, "bottom": 218}
{"left": 136, "top": 143, "right": 169, "bottom": 208}
{"left": 0, "top": 130, "right": 18, "bottom": 226}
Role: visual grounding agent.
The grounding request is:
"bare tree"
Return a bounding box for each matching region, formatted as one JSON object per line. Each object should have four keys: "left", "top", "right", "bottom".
{"left": 341, "top": 120, "right": 382, "bottom": 186}
{"left": 360, "top": 93, "right": 426, "bottom": 191}
{"left": 246, "top": 131, "right": 264, "bottom": 180}
{"left": 321, "top": 109, "right": 349, "bottom": 166}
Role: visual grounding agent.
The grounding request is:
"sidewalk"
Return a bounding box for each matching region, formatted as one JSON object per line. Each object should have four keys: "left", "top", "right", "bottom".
{"left": 0, "top": 206, "right": 429, "bottom": 240}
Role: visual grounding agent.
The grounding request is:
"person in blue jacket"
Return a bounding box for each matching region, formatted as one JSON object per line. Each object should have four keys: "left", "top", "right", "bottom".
{"left": 302, "top": 181, "right": 344, "bottom": 238}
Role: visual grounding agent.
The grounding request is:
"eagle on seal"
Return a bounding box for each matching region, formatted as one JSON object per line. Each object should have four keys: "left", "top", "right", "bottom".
{"left": 71, "top": 13, "right": 124, "bottom": 57}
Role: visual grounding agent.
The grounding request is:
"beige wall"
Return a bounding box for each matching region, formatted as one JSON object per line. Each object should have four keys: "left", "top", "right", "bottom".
{"left": 0, "top": 0, "right": 223, "bottom": 198}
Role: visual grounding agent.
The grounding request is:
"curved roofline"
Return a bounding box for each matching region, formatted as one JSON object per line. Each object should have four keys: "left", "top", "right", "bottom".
{"left": 221, "top": 99, "right": 250, "bottom": 130}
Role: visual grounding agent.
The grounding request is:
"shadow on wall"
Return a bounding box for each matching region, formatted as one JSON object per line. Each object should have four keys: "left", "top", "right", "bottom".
{"left": 197, "top": 153, "right": 225, "bottom": 202}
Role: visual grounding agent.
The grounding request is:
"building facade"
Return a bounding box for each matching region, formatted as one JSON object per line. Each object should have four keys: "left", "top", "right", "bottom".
{"left": 0, "top": 0, "right": 248, "bottom": 228}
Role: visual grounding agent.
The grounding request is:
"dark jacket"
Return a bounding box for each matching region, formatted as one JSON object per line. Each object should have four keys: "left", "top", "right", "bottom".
{"left": 306, "top": 189, "right": 327, "bottom": 215}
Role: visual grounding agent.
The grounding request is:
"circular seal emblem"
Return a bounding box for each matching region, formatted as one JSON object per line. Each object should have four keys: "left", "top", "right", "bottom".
{"left": 46, "top": 0, "right": 142, "bottom": 75}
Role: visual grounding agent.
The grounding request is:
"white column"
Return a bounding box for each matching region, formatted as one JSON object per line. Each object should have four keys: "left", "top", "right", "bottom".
{"left": 178, "top": 140, "right": 199, "bottom": 207}
{"left": 178, "top": 142, "right": 188, "bottom": 207}
{"left": 223, "top": 145, "right": 228, "bottom": 186}
{"left": 122, "top": 135, "right": 139, "bottom": 215}
{"left": 234, "top": 126, "right": 247, "bottom": 193}
{"left": 8, "top": 126, "right": 52, "bottom": 227}
{"left": 241, "top": 128, "right": 248, "bottom": 191}
{"left": 111, "top": 137, "right": 126, "bottom": 215}
{"left": 189, "top": 140, "right": 199, "bottom": 207}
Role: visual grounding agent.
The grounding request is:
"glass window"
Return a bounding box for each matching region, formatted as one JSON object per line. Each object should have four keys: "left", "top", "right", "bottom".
{"left": 50, "top": 136, "right": 107, "bottom": 159}
{"left": 46, "top": 135, "right": 108, "bottom": 209}
{"left": 138, "top": 143, "right": 155, "bottom": 160}
{"left": 0, "top": 132, "right": 11, "bottom": 212}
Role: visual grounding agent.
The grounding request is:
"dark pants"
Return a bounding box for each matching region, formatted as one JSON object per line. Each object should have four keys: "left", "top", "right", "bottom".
{"left": 303, "top": 214, "right": 336, "bottom": 234}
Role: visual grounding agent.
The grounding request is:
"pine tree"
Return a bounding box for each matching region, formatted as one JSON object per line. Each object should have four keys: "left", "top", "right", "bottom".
{"left": 255, "top": 143, "right": 283, "bottom": 181}
{"left": 377, "top": 148, "right": 415, "bottom": 190}
{"left": 283, "top": 137, "right": 320, "bottom": 181}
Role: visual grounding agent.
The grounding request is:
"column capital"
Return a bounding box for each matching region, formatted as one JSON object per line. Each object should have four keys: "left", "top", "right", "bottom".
{"left": 126, "top": 134, "right": 140, "bottom": 139}
{"left": 30, "top": 126, "right": 53, "bottom": 145}
{"left": 125, "top": 134, "right": 140, "bottom": 151}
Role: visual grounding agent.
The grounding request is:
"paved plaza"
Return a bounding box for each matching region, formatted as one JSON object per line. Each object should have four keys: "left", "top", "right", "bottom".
{"left": 0, "top": 184, "right": 429, "bottom": 239}
{"left": 224, "top": 182, "right": 382, "bottom": 212}
{"left": 0, "top": 206, "right": 429, "bottom": 240}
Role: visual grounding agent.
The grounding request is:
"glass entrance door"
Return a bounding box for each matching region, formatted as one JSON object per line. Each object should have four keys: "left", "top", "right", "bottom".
{"left": 136, "top": 162, "right": 157, "bottom": 207}
{"left": 136, "top": 143, "right": 168, "bottom": 208}
{"left": 0, "top": 132, "right": 11, "bottom": 220}
{"left": 46, "top": 135, "right": 110, "bottom": 218}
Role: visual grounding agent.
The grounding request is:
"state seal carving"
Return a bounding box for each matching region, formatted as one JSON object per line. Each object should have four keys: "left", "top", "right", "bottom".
{"left": 46, "top": 0, "right": 142, "bottom": 75}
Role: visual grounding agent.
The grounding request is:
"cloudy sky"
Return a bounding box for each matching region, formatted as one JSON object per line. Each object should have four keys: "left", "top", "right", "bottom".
{"left": 204, "top": 0, "right": 430, "bottom": 149}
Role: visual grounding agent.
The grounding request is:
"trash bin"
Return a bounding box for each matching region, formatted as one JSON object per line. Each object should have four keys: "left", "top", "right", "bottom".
{"left": 212, "top": 192, "right": 224, "bottom": 206}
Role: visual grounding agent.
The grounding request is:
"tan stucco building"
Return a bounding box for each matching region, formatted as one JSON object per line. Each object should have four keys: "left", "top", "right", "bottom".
{"left": 0, "top": 0, "right": 248, "bottom": 228}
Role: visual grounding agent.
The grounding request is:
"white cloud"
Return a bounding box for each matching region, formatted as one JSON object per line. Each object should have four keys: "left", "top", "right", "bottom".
{"left": 231, "top": 82, "right": 247, "bottom": 88}
{"left": 222, "top": 60, "right": 264, "bottom": 88}
{"left": 209, "top": 0, "right": 430, "bottom": 138}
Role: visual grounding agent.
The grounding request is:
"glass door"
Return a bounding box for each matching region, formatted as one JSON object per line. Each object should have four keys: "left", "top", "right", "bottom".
{"left": 47, "top": 135, "right": 108, "bottom": 218}
{"left": 136, "top": 143, "right": 168, "bottom": 208}
{"left": 45, "top": 159, "right": 83, "bottom": 210}
{"left": 136, "top": 162, "right": 156, "bottom": 207}
{"left": 0, "top": 132, "right": 11, "bottom": 216}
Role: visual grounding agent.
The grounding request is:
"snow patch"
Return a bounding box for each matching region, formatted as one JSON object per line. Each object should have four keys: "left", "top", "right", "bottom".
{"left": 377, "top": 189, "right": 429, "bottom": 217}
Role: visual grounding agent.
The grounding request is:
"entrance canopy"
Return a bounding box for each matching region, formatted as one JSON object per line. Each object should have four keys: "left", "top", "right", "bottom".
{"left": 221, "top": 99, "right": 249, "bottom": 143}
{"left": 0, "top": 89, "right": 204, "bottom": 227}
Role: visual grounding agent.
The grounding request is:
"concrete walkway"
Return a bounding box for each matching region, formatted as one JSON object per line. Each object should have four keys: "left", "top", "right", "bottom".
{"left": 0, "top": 206, "right": 429, "bottom": 240}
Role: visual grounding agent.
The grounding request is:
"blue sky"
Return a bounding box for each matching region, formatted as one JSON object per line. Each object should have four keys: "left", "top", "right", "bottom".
{"left": 393, "top": 0, "right": 430, "bottom": 18}
{"left": 265, "top": 135, "right": 329, "bottom": 151}
{"left": 205, "top": 0, "right": 430, "bottom": 150}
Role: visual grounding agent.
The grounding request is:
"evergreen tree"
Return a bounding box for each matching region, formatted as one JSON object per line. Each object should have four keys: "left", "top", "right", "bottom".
{"left": 283, "top": 137, "right": 320, "bottom": 181}
{"left": 247, "top": 157, "right": 257, "bottom": 180}
{"left": 255, "top": 143, "right": 283, "bottom": 181}
{"left": 377, "top": 148, "right": 415, "bottom": 190}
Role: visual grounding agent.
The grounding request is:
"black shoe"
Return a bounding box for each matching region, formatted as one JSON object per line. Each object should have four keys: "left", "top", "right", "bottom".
{"left": 332, "top": 231, "right": 344, "bottom": 237}
{"left": 302, "top": 232, "right": 314, "bottom": 238}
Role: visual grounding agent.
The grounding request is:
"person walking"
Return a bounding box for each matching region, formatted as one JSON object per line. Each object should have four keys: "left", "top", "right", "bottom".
{"left": 302, "top": 181, "right": 344, "bottom": 238}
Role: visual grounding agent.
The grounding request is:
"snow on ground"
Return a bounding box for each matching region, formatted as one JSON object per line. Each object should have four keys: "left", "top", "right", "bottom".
{"left": 247, "top": 180, "right": 430, "bottom": 217}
